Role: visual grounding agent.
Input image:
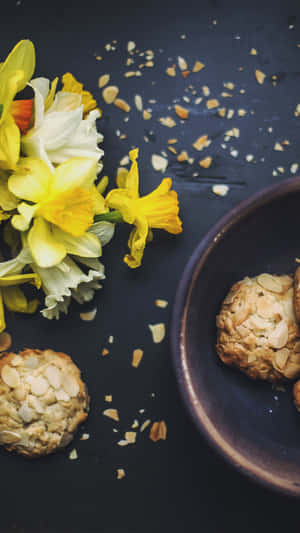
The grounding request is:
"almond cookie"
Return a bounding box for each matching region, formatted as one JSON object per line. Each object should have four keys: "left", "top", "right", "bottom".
{"left": 216, "top": 274, "right": 300, "bottom": 382}
{"left": 293, "top": 266, "right": 300, "bottom": 324}
{"left": 0, "top": 349, "right": 89, "bottom": 457}
{"left": 293, "top": 380, "right": 300, "bottom": 411}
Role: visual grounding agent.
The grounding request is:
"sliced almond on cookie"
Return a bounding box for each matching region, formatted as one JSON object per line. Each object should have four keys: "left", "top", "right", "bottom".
{"left": 30, "top": 376, "right": 49, "bottom": 396}
{"left": 294, "top": 266, "right": 300, "bottom": 323}
{"left": 274, "top": 348, "right": 290, "bottom": 370}
{"left": 45, "top": 365, "right": 61, "bottom": 389}
{"left": 1, "top": 365, "right": 20, "bottom": 388}
{"left": 268, "top": 320, "right": 289, "bottom": 349}
{"left": 257, "top": 274, "right": 283, "bottom": 293}
{"left": 61, "top": 374, "right": 79, "bottom": 397}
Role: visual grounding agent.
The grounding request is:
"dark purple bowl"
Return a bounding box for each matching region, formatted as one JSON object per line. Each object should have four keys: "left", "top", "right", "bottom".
{"left": 171, "top": 177, "right": 300, "bottom": 498}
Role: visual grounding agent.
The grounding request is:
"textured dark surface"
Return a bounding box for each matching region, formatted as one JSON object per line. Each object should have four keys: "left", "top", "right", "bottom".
{"left": 2, "top": 0, "right": 300, "bottom": 531}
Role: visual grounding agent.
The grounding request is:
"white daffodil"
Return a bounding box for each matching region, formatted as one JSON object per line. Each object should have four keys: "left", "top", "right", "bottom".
{"left": 22, "top": 76, "right": 103, "bottom": 171}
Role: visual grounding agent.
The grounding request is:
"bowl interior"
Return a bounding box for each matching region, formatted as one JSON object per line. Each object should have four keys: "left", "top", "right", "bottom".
{"left": 178, "top": 185, "right": 300, "bottom": 496}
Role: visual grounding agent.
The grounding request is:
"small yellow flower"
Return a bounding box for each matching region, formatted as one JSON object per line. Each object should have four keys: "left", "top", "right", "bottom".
{"left": 105, "top": 149, "right": 182, "bottom": 268}
{"left": 61, "top": 72, "right": 101, "bottom": 117}
{"left": 0, "top": 40, "right": 35, "bottom": 169}
{"left": 0, "top": 272, "right": 40, "bottom": 333}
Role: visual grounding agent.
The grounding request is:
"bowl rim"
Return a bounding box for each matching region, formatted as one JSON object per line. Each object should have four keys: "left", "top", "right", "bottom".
{"left": 171, "top": 176, "right": 300, "bottom": 499}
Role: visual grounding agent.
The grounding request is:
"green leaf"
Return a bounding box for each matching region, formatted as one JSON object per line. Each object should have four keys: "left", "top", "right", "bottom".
{"left": 0, "top": 104, "right": 3, "bottom": 119}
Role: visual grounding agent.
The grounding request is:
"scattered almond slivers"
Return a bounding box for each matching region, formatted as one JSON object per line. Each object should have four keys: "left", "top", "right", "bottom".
{"left": 177, "top": 56, "right": 188, "bottom": 71}
{"left": 155, "top": 299, "right": 168, "bottom": 308}
{"left": 193, "top": 61, "right": 205, "bottom": 72}
{"left": 114, "top": 98, "right": 131, "bottom": 112}
{"left": 218, "top": 107, "right": 226, "bottom": 117}
{"left": 140, "top": 419, "right": 151, "bottom": 432}
{"left": 159, "top": 116, "right": 176, "bottom": 128}
{"left": 102, "top": 85, "right": 119, "bottom": 104}
{"left": 143, "top": 110, "right": 152, "bottom": 120}
{"left": 148, "top": 323, "right": 166, "bottom": 343}
{"left": 80, "top": 308, "right": 97, "bottom": 321}
{"left": 98, "top": 74, "right": 110, "bottom": 88}
{"left": 255, "top": 69, "right": 266, "bottom": 84}
{"left": 223, "top": 82, "right": 235, "bottom": 90}
{"left": 166, "top": 66, "right": 176, "bottom": 77}
{"left": 102, "top": 348, "right": 109, "bottom": 356}
{"left": 151, "top": 154, "right": 168, "bottom": 172}
{"left": 174, "top": 104, "right": 189, "bottom": 119}
{"left": 199, "top": 156, "right": 212, "bottom": 168}
{"left": 250, "top": 48, "right": 257, "bottom": 55}
{"left": 206, "top": 99, "right": 219, "bottom": 109}
{"left": 177, "top": 151, "right": 188, "bottom": 162}
{"left": 149, "top": 421, "right": 167, "bottom": 442}
{"left": 125, "top": 431, "right": 136, "bottom": 444}
{"left": 0, "top": 332, "right": 12, "bottom": 352}
{"left": 134, "top": 94, "right": 143, "bottom": 111}
{"left": 103, "top": 408, "right": 119, "bottom": 422}
{"left": 193, "top": 135, "right": 211, "bottom": 151}
{"left": 168, "top": 138, "right": 178, "bottom": 144}
{"left": 181, "top": 70, "right": 190, "bottom": 79}
{"left": 274, "top": 142, "right": 284, "bottom": 151}
{"left": 117, "top": 468, "right": 126, "bottom": 479}
{"left": 69, "top": 448, "right": 78, "bottom": 460}
{"left": 212, "top": 184, "right": 229, "bottom": 197}
{"left": 132, "top": 349, "right": 144, "bottom": 368}
{"left": 202, "top": 85, "right": 210, "bottom": 96}
{"left": 127, "top": 41, "right": 136, "bottom": 52}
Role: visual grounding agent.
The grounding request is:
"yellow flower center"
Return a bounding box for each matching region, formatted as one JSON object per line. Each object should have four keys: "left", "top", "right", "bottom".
{"left": 38, "top": 187, "right": 94, "bottom": 237}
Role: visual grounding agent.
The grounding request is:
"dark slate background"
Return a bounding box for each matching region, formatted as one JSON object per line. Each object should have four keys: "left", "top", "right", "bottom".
{"left": 2, "top": 0, "right": 300, "bottom": 531}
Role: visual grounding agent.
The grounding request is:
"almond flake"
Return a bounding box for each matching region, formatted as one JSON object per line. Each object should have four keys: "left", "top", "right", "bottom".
{"left": 143, "top": 110, "right": 152, "bottom": 120}
{"left": 151, "top": 154, "right": 168, "bottom": 172}
{"left": 166, "top": 66, "right": 176, "bottom": 77}
{"left": 174, "top": 105, "right": 189, "bottom": 119}
{"left": 212, "top": 184, "right": 229, "bottom": 196}
{"left": 140, "top": 419, "right": 151, "bottom": 432}
{"left": 117, "top": 468, "right": 126, "bottom": 479}
{"left": 274, "top": 142, "right": 284, "bottom": 151}
{"left": 193, "top": 61, "right": 205, "bottom": 72}
{"left": 168, "top": 138, "right": 178, "bottom": 144}
{"left": 225, "top": 128, "right": 240, "bottom": 138}
{"left": 269, "top": 321, "right": 289, "bottom": 349}
{"left": 155, "top": 299, "right": 168, "bottom": 308}
{"left": 238, "top": 109, "right": 247, "bottom": 116}
{"left": 195, "top": 97, "right": 203, "bottom": 104}
{"left": 227, "top": 109, "right": 234, "bottom": 119}
{"left": 103, "top": 408, "right": 119, "bottom": 422}
{"left": 148, "top": 323, "right": 165, "bottom": 343}
{"left": 255, "top": 69, "right": 266, "bottom": 84}
{"left": 159, "top": 116, "right": 176, "bottom": 128}
{"left": 177, "top": 150, "right": 188, "bottom": 162}
{"left": 102, "top": 85, "right": 119, "bottom": 104}
{"left": 80, "top": 308, "right": 97, "bottom": 321}
{"left": 257, "top": 273, "right": 283, "bottom": 293}
{"left": 223, "top": 82, "right": 235, "bottom": 90}
{"left": 290, "top": 163, "right": 299, "bottom": 174}
{"left": 132, "top": 349, "right": 144, "bottom": 368}
{"left": 105, "top": 395, "right": 112, "bottom": 402}
{"left": 199, "top": 156, "right": 212, "bottom": 168}
{"left": 114, "top": 98, "right": 131, "bottom": 112}
{"left": 69, "top": 448, "right": 78, "bottom": 460}
{"left": 206, "top": 99, "right": 219, "bottom": 109}
{"left": 295, "top": 104, "right": 300, "bottom": 117}
{"left": 131, "top": 419, "right": 139, "bottom": 429}
{"left": 134, "top": 94, "right": 143, "bottom": 111}
{"left": 0, "top": 332, "right": 11, "bottom": 352}
{"left": 108, "top": 335, "right": 114, "bottom": 344}
{"left": 168, "top": 146, "right": 177, "bottom": 154}
{"left": 124, "top": 71, "right": 136, "bottom": 78}
{"left": 218, "top": 107, "right": 226, "bottom": 117}
{"left": 246, "top": 154, "right": 254, "bottom": 162}
{"left": 1, "top": 365, "right": 20, "bottom": 388}
{"left": 193, "top": 135, "right": 211, "bottom": 151}
{"left": 202, "top": 86, "right": 210, "bottom": 96}
{"left": 117, "top": 440, "right": 129, "bottom": 446}
{"left": 178, "top": 56, "right": 188, "bottom": 71}
{"left": 98, "top": 74, "right": 110, "bottom": 88}
{"left": 277, "top": 166, "right": 284, "bottom": 174}
{"left": 250, "top": 48, "right": 258, "bottom": 55}
{"left": 149, "top": 421, "right": 167, "bottom": 442}
{"left": 221, "top": 92, "right": 233, "bottom": 98}
{"left": 30, "top": 376, "right": 48, "bottom": 396}
{"left": 181, "top": 70, "right": 190, "bottom": 78}
{"left": 102, "top": 348, "right": 109, "bottom": 356}
{"left": 125, "top": 431, "right": 136, "bottom": 443}
{"left": 120, "top": 155, "right": 130, "bottom": 166}
{"left": 127, "top": 41, "right": 136, "bottom": 52}
{"left": 80, "top": 433, "right": 90, "bottom": 441}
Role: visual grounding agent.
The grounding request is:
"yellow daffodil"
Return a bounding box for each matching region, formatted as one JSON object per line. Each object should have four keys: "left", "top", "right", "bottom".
{"left": 8, "top": 156, "right": 107, "bottom": 268}
{"left": 0, "top": 247, "right": 41, "bottom": 332}
{"left": 0, "top": 40, "right": 35, "bottom": 170}
{"left": 61, "top": 72, "right": 101, "bottom": 117}
{"left": 105, "top": 149, "right": 182, "bottom": 268}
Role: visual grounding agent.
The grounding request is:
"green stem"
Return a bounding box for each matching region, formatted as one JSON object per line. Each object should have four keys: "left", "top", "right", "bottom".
{"left": 94, "top": 210, "right": 124, "bottom": 224}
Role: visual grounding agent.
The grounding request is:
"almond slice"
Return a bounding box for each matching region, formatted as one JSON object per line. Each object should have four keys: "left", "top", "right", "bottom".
{"left": 98, "top": 74, "right": 110, "bottom": 88}
{"left": 206, "top": 99, "right": 219, "bottom": 109}
{"left": 140, "top": 419, "right": 151, "bottom": 432}
{"left": 193, "top": 135, "right": 211, "bottom": 151}
{"left": 178, "top": 56, "right": 188, "bottom": 71}
{"left": 149, "top": 421, "right": 167, "bottom": 442}
{"left": 103, "top": 408, "right": 119, "bottom": 421}
{"left": 159, "top": 116, "right": 176, "bottom": 128}
{"left": 134, "top": 94, "right": 143, "bottom": 111}
{"left": 193, "top": 61, "right": 205, "bottom": 72}
{"left": 174, "top": 105, "right": 189, "bottom": 119}
{"left": 62, "top": 374, "right": 79, "bottom": 397}
{"left": 257, "top": 274, "right": 283, "bottom": 293}
{"left": 80, "top": 308, "right": 97, "bottom": 321}
{"left": 45, "top": 365, "right": 61, "bottom": 389}
{"left": 255, "top": 69, "right": 266, "bottom": 84}
{"left": 127, "top": 41, "right": 136, "bottom": 52}
{"left": 148, "top": 323, "right": 166, "bottom": 343}
{"left": 24, "top": 356, "right": 38, "bottom": 369}
{"left": 151, "top": 154, "right": 168, "bottom": 172}
{"left": 1, "top": 365, "right": 20, "bottom": 388}
{"left": 166, "top": 66, "right": 176, "bottom": 77}
{"left": 199, "top": 156, "right": 212, "bottom": 168}
{"left": 177, "top": 151, "right": 188, "bottom": 162}
{"left": 114, "top": 98, "right": 131, "bottom": 112}
{"left": 132, "top": 349, "right": 144, "bottom": 368}
{"left": 155, "top": 299, "right": 168, "bottom": 308}
{"left": 274, "top": 348, "right": 290, "bottom": 370}
{"left": 117, "top": 468, "right": 126, "bottom": 479}
{"left": 102, "top": 85, "right": 119, "bottom": 104}
{"left": 268, "top": 321, "right": 289, "bottom": 349}
{"left": 30, "top": 376, "right": 48, "bottom": 396}
{"left": 18, "top": 403, "right": 34, "bottom": 423}
{"left": 55, "top": 389, "right": 70, "bottom": 402}
{"left": 125, "top": 431, "right": 136, "bottom": 443}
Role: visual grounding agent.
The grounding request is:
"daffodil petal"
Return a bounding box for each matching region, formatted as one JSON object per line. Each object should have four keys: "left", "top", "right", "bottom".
{"left": 124, "top": 215, "right": 148, "bottom": 269}
{"left": 105, "top": 189, "right": 136, "bottom": 224}
{"left": 91, "top": 186, "right": 107, "bottom": 214}
{"left": 29, "top": 78, "right": 48, "bottom": 128}
{"left": 89, "top": 221, "right": 115, "bottom": 246}
{"left": 11, "top": 213, "right": 31, "bottom": 231}
{"left": 52, "top": 226, "right": 101, "bottom": 257}
{"left": 0, "top": 291, "right": 5, "bottom": 333}
{"left": 0, "top": 247, "right": 32, "bottom": 277}
{"left": 0, "top": 114, "right": 20, "bottom": 170}
{"left": 2, "top": 286, "right": 39, "bottom": 314}
{"left": 0, "top": 273, "right": 40, "bottom": 287}
{"left": 52, "top": 157, "right": 98, "bottom": 193}
{"left": 125, "top": 148, "right": 139, "bottom": 198}
{"left": 44, "top": 77, "right": 59, "bottom": 111}
{"left": 8, "top": 157, "right": 52, "bottom": 202}
{"left": 0, "top": 171, "right": 18, "bottom": 210}
{"left": 28, "top": 218, "right": 66, "bottom": 268}
{"left": 40, "top": 107, "right": 83, "bottom": 152}
{"left": 0, "top": 40, "right": 35, "bottom": 94}
{"left": 50, "top": 91, "right": 82, "bottom": 112}
{"left": 138, "top": 178, "right": 183, "bottom": 234}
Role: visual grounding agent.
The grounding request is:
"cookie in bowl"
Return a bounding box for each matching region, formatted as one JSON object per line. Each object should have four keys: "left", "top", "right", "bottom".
{"left": 216, "top": 274, "right": 300, "bottom": 382}
{"left": 0, "top": 349, "right": 89, "bottom": 457}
